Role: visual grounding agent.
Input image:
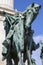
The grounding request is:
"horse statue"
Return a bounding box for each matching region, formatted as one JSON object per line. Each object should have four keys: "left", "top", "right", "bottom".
{"left": 2, "top": 3, "right": 41, "bottom": 65}
{"left": 22, "top": 3, "right": 41, "bottom": 65}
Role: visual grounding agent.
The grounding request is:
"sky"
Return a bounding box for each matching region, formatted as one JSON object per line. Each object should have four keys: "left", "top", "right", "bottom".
{"left": 14, "top": 0, "right": 43, "bottom": 36}
{"left": 14, "top": 0, "right": 43, "bottom": 65}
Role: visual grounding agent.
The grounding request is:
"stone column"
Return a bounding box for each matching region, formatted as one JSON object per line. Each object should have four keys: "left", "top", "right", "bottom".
{"left": 0, "top": 0, "right": 14, "bottom": 65}
{"left": 0, "top": 0, "right": 14, "bottom": 10}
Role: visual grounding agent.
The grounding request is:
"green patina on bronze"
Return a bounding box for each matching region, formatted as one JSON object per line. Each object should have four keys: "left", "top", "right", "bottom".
{"left": 2, "top": 3, "right": 41, "bottom": 65}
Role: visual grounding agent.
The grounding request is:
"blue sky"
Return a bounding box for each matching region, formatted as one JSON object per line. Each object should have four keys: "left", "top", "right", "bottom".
{"left": 14, "top": 0, "right": 43, "bottom": 36}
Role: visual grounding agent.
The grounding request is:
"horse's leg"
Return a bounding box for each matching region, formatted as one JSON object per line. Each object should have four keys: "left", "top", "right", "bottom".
{"left": 12, "top": 41, "right": 23, "bottom": 65}
{"left": 27, "top": 49, "right": 32, "bottom": 65}
{"left": 6, "top": 57, "right": 13, "bottom": 65}
{"left": 18, "top": 52, "right": 22, "bottom": 65}
{"left": 13, "top": 59, "right": 18, "bottom": 65}
{"left": 12, "top": 50, "right": 19, "bottom": 65}
{"left": 23, "top": 45, "right": 27, "bottom": 63}
{"left": 12, "top": 55, "right": 19, "bottom": 65}
{"left": 17, "top": 51, "right": 25, "bottom": 65}
{"left": 14, "top": 45, "right": 22, "bottom": 65}
{"left": 21, "top": 53, "right": 25, "bottom": 65}
{"left": 26, "top": 33, "right": 33, "bottom": 65}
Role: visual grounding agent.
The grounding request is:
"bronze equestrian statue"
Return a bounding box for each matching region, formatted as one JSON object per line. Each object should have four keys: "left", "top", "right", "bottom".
{"left": 2, "top": 3, "right": 41, "bottom": 65}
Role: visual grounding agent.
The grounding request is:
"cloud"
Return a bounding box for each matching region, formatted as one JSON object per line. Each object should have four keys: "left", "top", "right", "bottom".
{"left": 32, "top": 35, "right": 43, "bottom": 65}
{"left": 33, "top": 35, "right": 43, "bottom": 43}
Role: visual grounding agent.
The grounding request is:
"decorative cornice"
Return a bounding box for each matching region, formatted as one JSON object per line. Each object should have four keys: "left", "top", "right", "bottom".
{"left": 0, "top": 6, "right": 15, "bottom": 16}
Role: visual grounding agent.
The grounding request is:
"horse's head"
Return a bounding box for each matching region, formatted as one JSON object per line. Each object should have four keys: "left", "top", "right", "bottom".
{"left": 27, "top": 3, "right": 41, "bottom": 14}
{"left": 23, "top": 3, "right": 41, "bottom": 27}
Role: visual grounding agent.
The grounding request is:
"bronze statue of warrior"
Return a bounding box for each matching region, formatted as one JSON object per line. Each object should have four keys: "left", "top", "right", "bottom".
{"left": 2, "top": 3, "right": 41, "bottom": 65}
{"left": 2, "top": 11, "right": 24, "bottom": 65}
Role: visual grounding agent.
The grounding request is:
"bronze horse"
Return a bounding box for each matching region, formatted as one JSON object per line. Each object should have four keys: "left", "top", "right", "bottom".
{"left": 2, "top": 3, "right": 41, "bottom": 65}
